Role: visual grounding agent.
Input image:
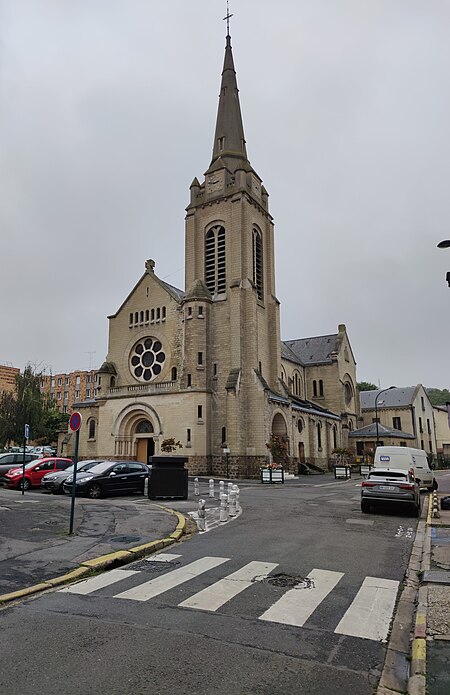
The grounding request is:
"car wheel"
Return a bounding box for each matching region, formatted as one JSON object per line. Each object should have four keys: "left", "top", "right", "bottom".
{"left": 87, "top": 483, "right": 102, "bottom": 499}
{"left": 361, "top": 500, "right": 370, "bottom": 513}
{"left": 412, "top": 502, "right": 420, "bottom": 518}
{"left": 52, "top": 485, "right": 63, "bottom": 495}
{"left": 19, "top": 478, "right": 30, "bottom": 491}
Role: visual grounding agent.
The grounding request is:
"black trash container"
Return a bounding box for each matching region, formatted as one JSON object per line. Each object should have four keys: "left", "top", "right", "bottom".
{"left": 148, "top": 456, "right": 188, "bottom": 500}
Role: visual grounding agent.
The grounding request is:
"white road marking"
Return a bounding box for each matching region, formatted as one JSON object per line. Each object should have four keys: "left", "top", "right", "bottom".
{"left": 179, "top": 561, "right": 278, "bottom": 612}
{"left": 334, "top": 576, "right": 399, "bottom": 641}
{"left": 61, "top": 568, "right": 140, "bottom": 595}
{"left": 259, "top": 568, "right": 344, "bottom": 627}
{"left": 115, "top": 556, "right": 230, "bottom": 602}
{"left": 146, "top": 553, "right": 181, "bottom": 562}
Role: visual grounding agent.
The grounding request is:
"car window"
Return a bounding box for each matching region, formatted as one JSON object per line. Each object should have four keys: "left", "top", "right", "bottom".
{"left": 57, "top": 460, "right": 72, "bottom": 470}
{"left": 1, "top": 454, "right": 15, "bottom": 464}
{"left": 128, "top": 463, "right": 145, "bottom": 473}
{"left": 112, "top": 464, "right": 128, "bottom": 474}
{"left": 35, "top": 461, "right": 54, "bottom": 472}
{"left": 368, "top": 471, "right": 407, "bottom": 480}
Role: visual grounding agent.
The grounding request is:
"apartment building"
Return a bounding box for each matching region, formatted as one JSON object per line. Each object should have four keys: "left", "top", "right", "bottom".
{"left": 41, "top": 370, "right": 96, "bottom": 414}
{"left": 0, "top": 363, "right": 20, "bottom": 394}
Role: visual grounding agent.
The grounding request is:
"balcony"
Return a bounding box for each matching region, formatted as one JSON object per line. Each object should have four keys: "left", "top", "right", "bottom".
{"left": 108, "top": 381, "right": 177, "bottom": 397}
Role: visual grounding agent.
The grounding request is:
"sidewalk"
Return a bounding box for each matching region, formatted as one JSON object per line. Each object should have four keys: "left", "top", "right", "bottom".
{"left": 425, "top": 498, "right": 450, "bottom": 695}
{"left": 0, "top": 487, "right": 183, "bottom": 600}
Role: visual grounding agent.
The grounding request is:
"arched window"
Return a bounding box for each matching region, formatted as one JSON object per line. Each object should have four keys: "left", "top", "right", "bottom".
{"left": 151, "top": 308, "right": 155, "bottom": 321}
{"left": 134, "top": 312, "right": 138, "bottom": 324}
{"left": 332, "top": 425, "right": 337, "bottom": 449}
{"left": 139, "top": 311, "right": 144, "bottom": 323}
{"left": 135, "top": 419, "right": 154, "bottom": 434}
{"left": 293, "top": 371, "right": 302, "bottom": 397}
{"left": 221, "top": 427, "right": 227, "bottom": 445}
{"left": 317, "top": 423, "right": 322, "bottom": 450}
{"left": 88, "top": 419, "right": 96, "bottom": 439}
{"left": 252, "top": 227, "right": 263, "bottom": 301}
{"left": 171, "top": 367, "right": 177, "bottom": 381}
{"left": 344, "top": 381, "right": 353, "bottom": 405}
{"left": 313, "top": 380, "right": 317, "bottom": 398}
{"left": 110, "top": 376, "right": 116, "bottom": 387}
{"left": 162, "top": 306, "right": 166, "bottom": 319}
{"left": 129, "top": 313, "right": 133, "bottom": 325}
{"left": 205, "top": 224, "right": 226, "bottom": 295}
{"left": 319, "top": 380, "right": 324, "bottom": 397}
{"left": 156, "top": 307, "right": 160, "bottom": 320}
{"left": 297, "top": 418, "right": 304, "bottom": 433}
{"left": 145, "top": 310, "right": 149, "bottom": 322}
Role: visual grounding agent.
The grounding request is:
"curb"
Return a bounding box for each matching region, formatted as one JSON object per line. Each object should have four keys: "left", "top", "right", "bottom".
{"left": 376, "top": 495, "right": 432, "bottom": 695}
{"left": 0, "top": 507, "right": 187, "bottom": 606}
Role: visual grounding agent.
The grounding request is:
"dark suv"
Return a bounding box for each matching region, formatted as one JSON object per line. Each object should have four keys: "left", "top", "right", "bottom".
{"left": 0, "top": 452, "right": 40, "bottom": 481}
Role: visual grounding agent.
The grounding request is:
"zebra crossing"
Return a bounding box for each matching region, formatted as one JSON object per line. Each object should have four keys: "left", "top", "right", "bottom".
{"left": 60, "top": 553, "right": 399, "bottom": 642}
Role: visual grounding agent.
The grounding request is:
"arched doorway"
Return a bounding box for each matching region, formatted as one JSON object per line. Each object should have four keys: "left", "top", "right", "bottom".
{"left": 298, "top": 442, "right": 305, "bottom": 463}
{"left": 270, "top": 412, "right": 289, "bottom": 459}
{"left": 135, "top": 419, "right": 155, "bottom": 464}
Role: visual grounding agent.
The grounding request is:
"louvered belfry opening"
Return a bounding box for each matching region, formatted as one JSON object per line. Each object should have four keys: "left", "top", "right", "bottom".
{"left": 253, "top": 227, "right": 263, "bottom": 301}
{"left": 205, "top": 224, "right": 226, "bottom": 295}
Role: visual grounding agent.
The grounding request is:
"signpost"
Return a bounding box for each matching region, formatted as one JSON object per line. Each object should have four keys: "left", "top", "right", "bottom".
{"left": 68, "top": 412, "right": 82, "bottom": 535}
{"left": 22, "top": 423, "right": 30, "bottom": 496}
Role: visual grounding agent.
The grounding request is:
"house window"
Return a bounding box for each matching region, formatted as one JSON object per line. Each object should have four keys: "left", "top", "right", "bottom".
{"left": 51, "top": 378, "right": 55, "bottom": 387}
{"left": 57, "top": 378, "right": 62, "bottom": 386}
{"left": 64, "top": 392, "right": 68, "bottom": 401}
{"left": 65, "top": 377, "right": 69, "bottom": 385}
{"left": 213, "top": 363, "right": 218, "bottom": 377}
{"left": 205, "top": 224, "right": 226, "bottom": 295}
{"left": 317, "top": 423, "right": 322, "bottom": 450}
{"left": 63, "top": 406, "right": 67, "bottom": 413}
{"left": 110, "top": 376, "right": 116, "bottom": 387}
{"left": 140, "top": 311, "right": 144, "bottom": 323}
{"left": 427, "top": 418, "right": 431, "bottom": 434}
{"left": 88, "top": 419, "right": 96, "bottom": 439}
{"left": 221, "top": 427, "right": 226, "bottom": 444}
{"left": 187, "top": 307, "right": 192, "bottom": 318}
{"left": 400, "top": 441, "right": 406, "bottom": 447}
{"left": 156, "top": 307, "right": 160, "bottom": 320}
{"left": 419, "top": 417, "right": 423, "bottom": 433}
{"left": 87, "top": 375, "right": 91, "bottom": 383}
{"left": 76, "top": 376, "right": 80, "bottom": 385}
{"left": 86, "top": 389, "right": 90, "bottom": 398}
{"left": 162, "top": 306, "right": 166, "bottom": 320}
{"left": 297, "top": 419, "right": 304, "bottom": 433}
{"left": 151, "top": 308, "right": 155, "bottom": 321}
{"left": 145, "top": 310, "right": 149, "bottom": 322}
{"left": 197, "top": 405, "right": 203, "bottom": 419}
{"left": 171, "top": 367, "right": 177, "bottom": 381}
{"left": 421, "top": 439, "right": 424, "bottom": 450}
{"left": 259, "top": 361, "right": 262, "bottom": 374}
{"left": 187, "top": 428, "right": 191, "bottom": 443}
{"left": 313, "top": 380, "right": 317, "bottom": 398}
{"left": 421, "top": 396, "right": 425, "bottom": 411}
{"left": 187, "top": 374, "right": 192, "bottom": 387}
{"left": 332, "top": 426, "right": 337, "bottom": 449}
{"left": 75, "top": 390, "right": 80, "bottom": 399}
{"left": 252, "top": 227, "right": 263, "bottom": 301}
{"left": 319, "top": 380, "right": 324, "bottom": 397}
{"left": 198, "top": 306, "right": 203, "bottom": 317}
{"left": 57, "top": 392, "right": 61, "bottom": 400}
{"left": 129, "top": 313, "right": 133, "bottom": 325}
{"left": 429, "top": 440, "right": 432, "bottom": 451}
{"left": 135, "top": 312, "right": 138, "bottom": 324}
{"left": 293, "top": 372, "right": 301, "bottom": 397}
{"left": 393, "top": 417, "right": 402, "bottom": 430}
{"left": 198, "top": 352, "right": 203, "bottom": 366}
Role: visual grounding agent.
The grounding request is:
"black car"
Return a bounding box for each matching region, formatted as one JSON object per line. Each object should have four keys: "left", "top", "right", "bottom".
{"left": 41, "top": 460, "right": 105, "bottom": 494}
{"left": 62, "top": 460, "right": 149, "bottom": 499}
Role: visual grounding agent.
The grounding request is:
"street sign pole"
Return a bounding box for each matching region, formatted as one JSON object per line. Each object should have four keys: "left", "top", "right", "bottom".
{"left": 22, "top": 424, "right": 30, "bottom": 496}
{"left": 68, "top": 412, "right": 82, "bottom": 535}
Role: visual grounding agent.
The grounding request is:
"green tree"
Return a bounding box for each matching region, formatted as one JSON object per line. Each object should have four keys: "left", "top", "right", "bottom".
{"left": 357, "top": 381, "right": 378, "bottom": 392}
{"left": 0, "top": 390, "right": 17, "bottom": 449}
{"left": 426, "top": 388, "right": 450, "bottom": 406}
{"left": 15, "top": 365, "right": 45, "bottom": 441}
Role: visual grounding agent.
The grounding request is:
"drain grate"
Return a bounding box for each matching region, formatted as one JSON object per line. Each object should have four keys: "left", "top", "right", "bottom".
{"left": 258, "top": 573, "right": 315, "bottom": 590}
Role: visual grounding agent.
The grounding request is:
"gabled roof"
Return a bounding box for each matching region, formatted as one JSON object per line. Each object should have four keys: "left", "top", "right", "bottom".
{"left": 282, "top": 334, "right": 339, "bottom": 367}
{"left": 349, "top": 423, "right": 415, "bottom": 439}
{"left": 360, "top": 386, "right": 419, "bottom": 410}
{"left": 108, "top": 268, "right": 184, "bottom": 319}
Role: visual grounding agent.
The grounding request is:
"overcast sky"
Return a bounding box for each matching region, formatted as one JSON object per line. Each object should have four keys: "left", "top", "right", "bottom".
{"left": 1, "top": 0, "right": 450, "bottom": 389}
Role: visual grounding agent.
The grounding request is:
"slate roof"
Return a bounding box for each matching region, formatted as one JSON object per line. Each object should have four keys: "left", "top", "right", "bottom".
{"left": 349, "top": 423, "right": 415, "bottom": 439}
{"left": 282, "top": 334, "right": 339, "bottom": 366}
{"left": 360, "top": 387, "right": 418, "bottom": 410}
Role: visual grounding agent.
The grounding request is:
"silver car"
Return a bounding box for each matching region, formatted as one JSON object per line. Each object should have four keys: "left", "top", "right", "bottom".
{"left": 361, "top": 467, "right": 421, "bottom": 517}
{"left": 41, "top": 460, "right": 105, "bottom": 494}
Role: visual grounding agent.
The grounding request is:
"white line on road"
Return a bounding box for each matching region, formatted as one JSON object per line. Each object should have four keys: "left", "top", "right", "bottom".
{"left": 60, "top": 568, "right": 140, "bottom": 595}
{"left": 146, "top": 553, "right": 181, "bottom": 562}
{"left": 179, "top": 561, "right": 278, "bottom": 612}
{"left": 259, "top": 568, "right": 344, "bottom": 627}
{"left": 115, "top": 556, "right": 230, "bottom": 602}
{"left": 334, "top": 576, "right": 399, "bottom": 641}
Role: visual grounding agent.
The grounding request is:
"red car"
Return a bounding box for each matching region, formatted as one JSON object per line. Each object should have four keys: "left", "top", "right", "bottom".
{"left": 4, "top": 457, "right": 73, "bottom": 490}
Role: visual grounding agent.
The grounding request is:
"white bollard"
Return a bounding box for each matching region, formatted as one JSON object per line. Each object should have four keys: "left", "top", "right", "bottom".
{"left": 229, "top": 488, "right": 237, "bottom": 517}
{"left": 209, "top": 479, "right": 215, "bottom": 498}
{"left": 194, "top": 477, "right": 200, "bottom": 496}
{"left": 227, "top": 482, "right": 233, "bottom": 500}
{"left": 197, "top": 499, "right": 206, "bottom": 531}
{"left": 219, "top": 480, "right": 225, "bottom": 499}
{"left": 233, "top": 484, "right": 240, "bottom": 513}
{"left": 144, "top": 478, "right": 149, "bottom": 497}
{"left": 220, "top": 493, "right": 228, "bottom": 522}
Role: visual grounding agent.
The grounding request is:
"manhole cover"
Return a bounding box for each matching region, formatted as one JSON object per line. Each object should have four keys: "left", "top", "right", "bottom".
{"left": 259, "top": 573, "right": 315, "bottom": 589}
{"left": 109, "top": 535, "right": 142, "bottom": 544}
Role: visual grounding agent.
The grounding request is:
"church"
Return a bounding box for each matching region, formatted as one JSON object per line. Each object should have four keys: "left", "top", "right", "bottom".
{"left": 63, "top": 31, "right": 360, "bottom": 477}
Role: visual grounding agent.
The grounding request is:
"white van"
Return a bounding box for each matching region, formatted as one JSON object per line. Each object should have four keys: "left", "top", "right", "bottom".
{"left": 373, "top": 446, "right": 437, "bottom": 490}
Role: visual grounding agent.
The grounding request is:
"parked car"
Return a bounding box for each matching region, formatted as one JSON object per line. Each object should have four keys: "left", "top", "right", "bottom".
{"left": 32, "top": 446, "right": 56, "bottom": 457}
{"left": 361, "top": 467, "right": 421, "bottom": 516}
{"left": 41, "top": 460, "right": 105, "bottom": 494}
{"left": 4, "top": 457, "right": 73, "bottom": 490}
{"left": 373, "top": 446, "right": 437, "bottom": 491}
{"left": 63, "top": 460, "right": 149, "bottom": 499}
{"left": 0, "top": 452, "right": 40, "bottom": 480}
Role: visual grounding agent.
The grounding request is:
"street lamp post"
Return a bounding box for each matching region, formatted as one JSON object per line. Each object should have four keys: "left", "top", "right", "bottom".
{"left": 437, "top": 241, "right": 450, "bottom": 286}
{"left": 375, "top": 386, "right": 396, "bottom": 447}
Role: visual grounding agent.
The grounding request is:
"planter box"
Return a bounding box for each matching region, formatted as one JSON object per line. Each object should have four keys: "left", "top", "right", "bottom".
{"left": 334, "top": 465, "right": 351, "bottom": 480}
{"left": 260, "top": 467, "right": 284, "bottom": 484}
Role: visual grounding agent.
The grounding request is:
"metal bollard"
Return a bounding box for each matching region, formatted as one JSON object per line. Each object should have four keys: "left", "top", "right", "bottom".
{"left": 209, "top": 479, "right": 215, "bottom": 498}
{"left": 144, "top": 478, "right": 149, "bottom": 497}
{"left": 194, "top": 477, "right": 200, "bottom": 496}
{"left": 233, "top": 484, "right": 240, "bottom": 513}
{"left": 227, "top": 482, "right": 233, "bottom": 500}
{"left": 219, "top": 480, "right": 225, "bottom": 499}
{"left": 197, "top": 499, "right": 206, "bottom": 531}
{"left": 220, "top": 493, "right": 228, "bottom": 522}
{"left": 229, "top": 488, "right": 237, "bottom": 517}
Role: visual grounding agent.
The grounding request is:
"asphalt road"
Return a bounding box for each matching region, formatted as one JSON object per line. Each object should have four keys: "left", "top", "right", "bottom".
{"left": 0, "top": 475, "right": 423, "bottom": 695}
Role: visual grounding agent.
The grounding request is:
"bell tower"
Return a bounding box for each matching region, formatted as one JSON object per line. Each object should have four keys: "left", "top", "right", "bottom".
{"left": 184, "top": 28, "right": 281, "bottom": 459}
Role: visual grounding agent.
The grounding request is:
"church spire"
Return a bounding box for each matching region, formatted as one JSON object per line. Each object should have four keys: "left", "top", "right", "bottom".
{"left": 207, "top": 30, "right": 249, "bottom": 174}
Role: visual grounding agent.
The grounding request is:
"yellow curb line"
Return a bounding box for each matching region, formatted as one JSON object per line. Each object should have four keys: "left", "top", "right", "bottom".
{"left": 0, "top": 507, "right": 188, "bottom": 605}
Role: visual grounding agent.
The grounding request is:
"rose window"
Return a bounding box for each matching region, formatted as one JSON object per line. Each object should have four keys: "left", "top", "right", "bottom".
{"left": 130, "top": 338, "right": 166, "bottom": 382}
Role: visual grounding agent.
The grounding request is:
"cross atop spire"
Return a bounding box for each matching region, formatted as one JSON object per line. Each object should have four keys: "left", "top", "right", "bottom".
{"left": 223, "top": 1, "right": 233, "bottom": 37}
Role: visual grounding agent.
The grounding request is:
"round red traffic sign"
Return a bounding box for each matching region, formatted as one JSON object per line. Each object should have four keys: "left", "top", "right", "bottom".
{"left": 69, "top": 411, "right": 82, "bottom": 432}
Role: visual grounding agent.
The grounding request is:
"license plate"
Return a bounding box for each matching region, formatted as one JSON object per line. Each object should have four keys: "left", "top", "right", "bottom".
{"left": 379, "top": 485, "right": 396, "bottom": 491}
